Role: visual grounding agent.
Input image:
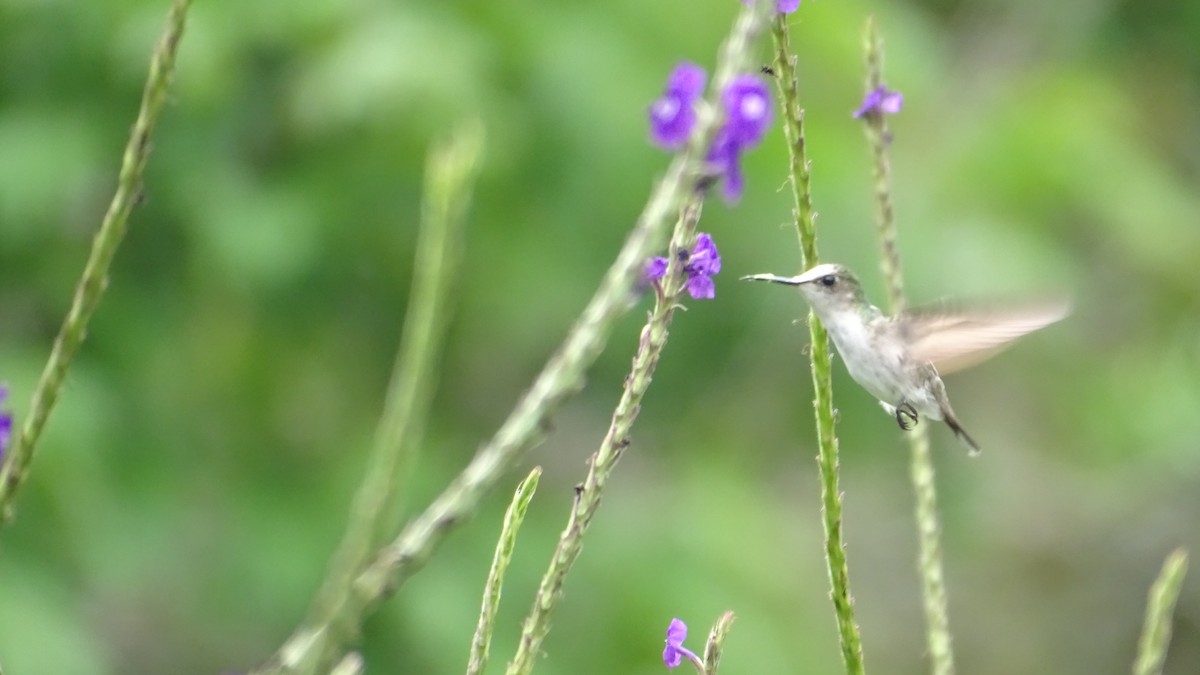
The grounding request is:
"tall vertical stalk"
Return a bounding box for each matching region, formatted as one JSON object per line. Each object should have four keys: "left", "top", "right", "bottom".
{"left": 860, "top": 17, "right": 955, "bottom": 675}
{"left": 769, "top": 14, "right": 867, "bottom": 675}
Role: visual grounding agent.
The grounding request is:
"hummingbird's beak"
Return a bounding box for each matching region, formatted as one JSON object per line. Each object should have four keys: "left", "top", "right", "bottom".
{"left": 740, "top": 273, "right": 806, "bottom": 286}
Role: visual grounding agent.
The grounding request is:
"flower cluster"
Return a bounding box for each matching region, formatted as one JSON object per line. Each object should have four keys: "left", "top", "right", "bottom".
{"left": 646, "top": 233, "right": 722, "bottom": 300}
{"left": 662, "top": 618, "right": 700, "bottom": 670}
{"left": 648, "top": 65, "right": 773, "bottom": 202}
{"left": 853, "top": 85, "right": 903, "bottom": 119}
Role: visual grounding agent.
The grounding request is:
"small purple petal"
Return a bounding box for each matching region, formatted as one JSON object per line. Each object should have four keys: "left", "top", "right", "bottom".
{"left": 720, "top": 150, "right": 746, "bottom": 203}
{"left": 650, "top": 93, "right": 695, "bottom": 149}
{"left": 706, "top": 127, "right": 735, "bottom": 170}
{"left": 663, "top": 643, "right": 682, "bottom": 669}
{"left": 0, "top": 385, "right": 11, "bottom": 465}
{"left": 853, "top": 86, "right": 903, "bottom": 119}
{"left": 645, "top": 257, "right": 669, "bottom": 281}
{"left": 743, "top": 0, "right": 802, "bottom": 10}
{"left": 879, "top": 90, "right": 903, "bottom": 114}
{"left": 721, "top": 75, "right": 772, "bottom": 147}
{"left": 686, "top": 233, "right": 721, "bottom": 276}
{"left": 686, "top": 274, "right": 715, "bottom": 299}
{"left": 852, "top": 90, "right": 878, "bottom": 118}
{"left": 667, "top": 62, "right": 706, "bottom": 100}
{"left": 706, "top": 128, "right": 746, "bottom": 203}
{"left": 666, "top": 618, "right": 688, "bottom": 647}
{"left": 650, "top": 63, "right": 707, "bottom": 149}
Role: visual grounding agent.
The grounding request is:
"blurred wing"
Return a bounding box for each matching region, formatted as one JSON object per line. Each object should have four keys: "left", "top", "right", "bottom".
{"left": 900, "top": 299, "right": 1069, "bottom": 375}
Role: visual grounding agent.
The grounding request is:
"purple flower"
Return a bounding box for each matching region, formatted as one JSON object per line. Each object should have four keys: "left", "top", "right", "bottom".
{"left": 683, "top": 236, "right": 720, "bottom": 298}
{"left": 649, "top": 65, "right": 771, "bottom": 201}
{"left": 0, "top": 386, "right": 11, "bottom": 465}
{"left": 740, "top": 0, "right": 801, "bottom": 13}
{"left": 707, "top": 75, "right": 772, "bottom": 202}
{"left": 685, "top": 274, "right": 715, "bottom": 300}
{"left": 663, "top": 618, "right": 700, "bottom": 670}
{"left": 645, "top": 256, "right": 669, "bottom": 282}
{"left": 644, "top": 233, "right": 722, "bottom": 300}
{"left": 706, "top": 129, "right": 745, "bottom": 202}
{"left": 650, "top": 62, "right": 707, "bottom": 149}
{"left": 680, "top": 232, "right": 722, "bottom": 299}
{"left": 853, "top": 86, "right": 903, "bottom": 119}
{"left": 721, "top": 76, "right": 772, "bottom": 146}
{"left": 687, "top": 233, "right": 721, "bottom": 276}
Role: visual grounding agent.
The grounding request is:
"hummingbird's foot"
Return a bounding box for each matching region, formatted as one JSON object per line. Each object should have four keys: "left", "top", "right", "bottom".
{"left": 895, "top": 401, "right": 919, "bottom": 431}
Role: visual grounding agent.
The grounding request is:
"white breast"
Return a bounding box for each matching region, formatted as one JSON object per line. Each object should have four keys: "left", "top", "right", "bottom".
{"left": 821, "top": 311, "right": 909, "bottom": 406}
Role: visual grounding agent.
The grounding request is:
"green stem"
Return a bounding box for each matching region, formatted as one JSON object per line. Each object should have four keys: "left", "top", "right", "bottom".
{"left": 0, "top": 0, "right": 193, "bottom": 527}
{"left": 467, "top": 467, "right": 542, "bottom": 675}
{"left": 860, "top": 18, "right": 955, "bottom": 675}
{"left": 863, "top": 18, "right": 905, "bottom": 313}
{"left": 506, "top": 198, "right": 706, "bottom": 675}
{"left": 769, "top": 14, "right": 866, "bottom": 675}
{"left": 906, "top": 431, "right": 952, "bottom": 670}
{"left": 259, "top": 7, "right": 771, "bottom": 671}
{"left": 1132, "top": 548, "right": 1189, "bottom": 675}
{"left": 701, "top": 611, "right": 737, "bottom": 675}
{"left": 301, "top": 122, "right": 483, "bottom": 673}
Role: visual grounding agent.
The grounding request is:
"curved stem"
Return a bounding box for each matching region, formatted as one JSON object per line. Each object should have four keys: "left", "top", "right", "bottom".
{"left": 306, "top": 122, "right": 484, "bottom": 671}
{"left": 1132, "top": 549, "right": 1189, "bottom": 675}
{"left": 467, "top": 467, "right": 542, "bottom": 675}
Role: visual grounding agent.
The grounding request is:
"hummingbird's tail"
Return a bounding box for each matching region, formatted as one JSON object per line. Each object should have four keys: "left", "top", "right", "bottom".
{"left": 943, "top": 411, "right": 981, "bottom": 456}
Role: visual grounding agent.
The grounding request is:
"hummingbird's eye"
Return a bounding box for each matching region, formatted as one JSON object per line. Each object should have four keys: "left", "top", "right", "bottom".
{"left": 820, "top": 275, "right": 837, "bottom": 287}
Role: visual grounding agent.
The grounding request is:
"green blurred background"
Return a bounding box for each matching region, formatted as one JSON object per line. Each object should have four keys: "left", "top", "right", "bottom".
{"left": 2, "top": 0, "right": 1199, "bottom": 673}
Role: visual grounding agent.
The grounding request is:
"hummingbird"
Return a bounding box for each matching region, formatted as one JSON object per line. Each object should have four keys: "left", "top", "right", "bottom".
{"left": 742, "top": 263, "right": 1068, "bottom": 454}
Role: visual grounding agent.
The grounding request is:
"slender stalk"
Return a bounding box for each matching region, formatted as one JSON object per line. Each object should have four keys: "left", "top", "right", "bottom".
{"left": 859, "top": 18, "right": 955, "bottom": 675}
{"left": 300, "top": 122, "right": 484, "bottom": 673}
{"left": 862, "top": 18, "right": 905, "bottom": 314}
{"left": 506, "top": 197, "right": 706, "bottom": 675}
{"left": 769, "top": 14, "right": 867, "bottom": 675}
{"left": 467, "top": 467, "right": 542, "bottom": 675}
{"left": 1132, "top": 548, "right": 1189, "bottom": 675}
{"left": 701, "top": 611, "right": 737, "bottom": 675}
{"left": 0, "top": 0, "right": 193, "bottom": 527}
{"left": 258, "top": 6, "right": 771, "bottom": 671}
{"left": 906, "top": 433, "right": 952, "bottom": 667}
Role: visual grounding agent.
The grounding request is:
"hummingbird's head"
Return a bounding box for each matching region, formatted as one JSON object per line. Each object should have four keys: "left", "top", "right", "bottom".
{"left": 741, "top": 263, "right": 867, "bottom": 316}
